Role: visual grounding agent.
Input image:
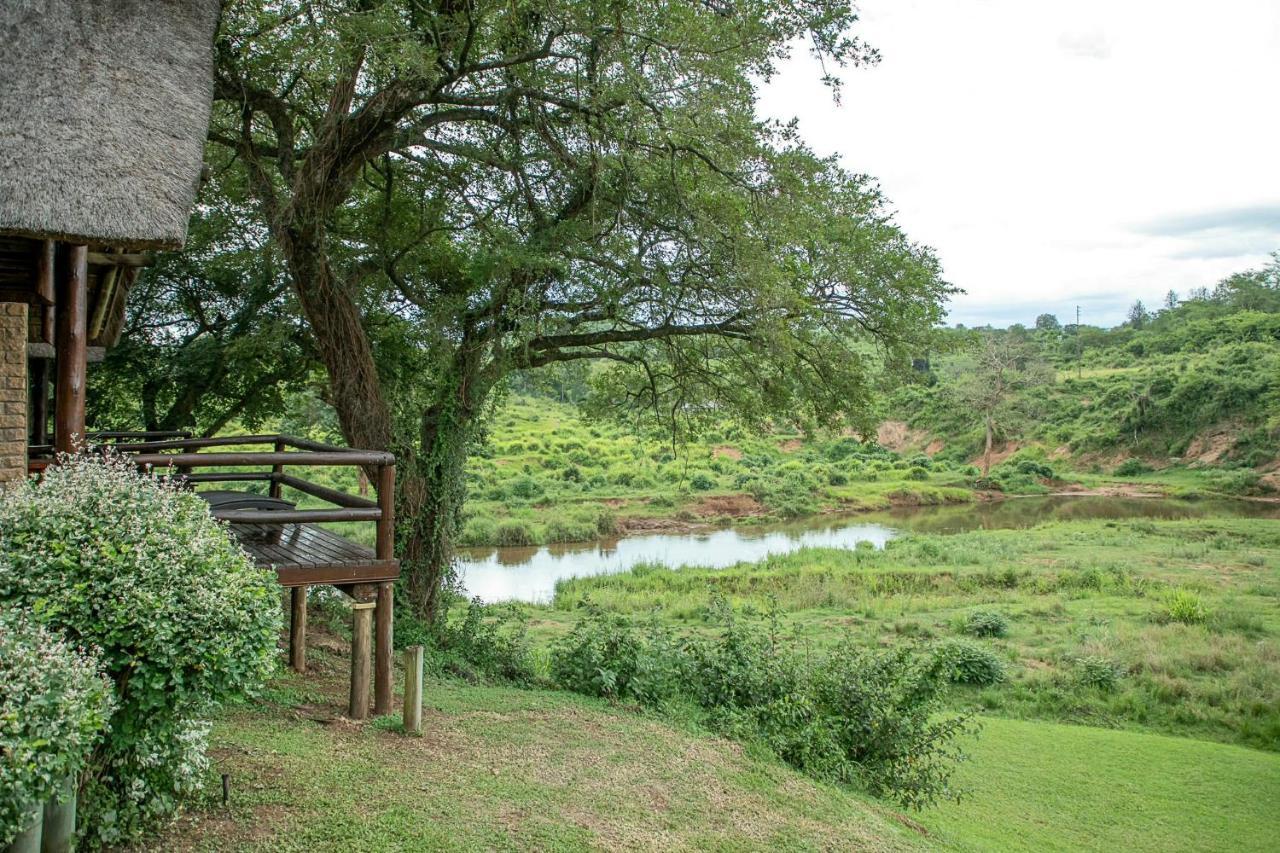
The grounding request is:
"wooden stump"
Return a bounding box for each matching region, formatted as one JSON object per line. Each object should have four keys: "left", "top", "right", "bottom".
{"left": 403, "top": 645, "right": 424, "bottom": 735}
{"left": 349, "top": 601, "right": 375, "bottom": 719}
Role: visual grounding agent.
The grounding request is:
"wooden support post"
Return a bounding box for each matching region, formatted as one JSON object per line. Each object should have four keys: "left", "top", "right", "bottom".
{"left": 374, "top": 582, "right": 394, "bottom": 715}
{"left": 402, "top": 645, "right": 424, "bottom": 735}
{"left": 375, "top": 463, "right": 395, "bottom": 561}
{"left": 289, "top": 586, "right": 307, "bottom": 673}
{"left": 349, "top": 601, "right": 375, "bottom": 719}
{"left": 269, "top": 438, "right": 285, "bottom": 498}
{"left": 35, "top": 240, "right": 55, "bottom": 307}
{"left": 54, "top": 244, "right": 87, "bottom": 455}
{"left": 30, "top": 359, "right": 49, "bottom": 446}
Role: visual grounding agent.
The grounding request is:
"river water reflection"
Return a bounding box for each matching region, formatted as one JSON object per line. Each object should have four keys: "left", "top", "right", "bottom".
{"left": 456, "top": 495, "right": 1279, "bottom": 603}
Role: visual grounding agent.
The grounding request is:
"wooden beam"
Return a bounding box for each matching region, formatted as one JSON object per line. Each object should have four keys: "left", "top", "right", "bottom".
{"left": 30, "top": 359, "right": 49, "bottom": 446}
{"left": 54, "top": 245, "right": 87, "bottom": 454}
{"left": 85, "top": 251, "right": 153, "bottom": 268}
{"left": 27, "top": 342, "right": 104, "bottom": 362}
{"left": 374, "top": 582, "right": 394, "bottom": 715}
{"left": 290, "top": 586, "right": 308, "bottom": 673}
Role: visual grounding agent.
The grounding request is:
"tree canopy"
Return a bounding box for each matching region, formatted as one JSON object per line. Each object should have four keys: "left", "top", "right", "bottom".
{"left": 111, "top": 1, "right": 955, "bottom": 617}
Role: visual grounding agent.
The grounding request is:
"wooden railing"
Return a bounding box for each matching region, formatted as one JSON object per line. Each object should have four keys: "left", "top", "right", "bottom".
{"left": 28, "top": 433, "right": 396, "bottom": 564}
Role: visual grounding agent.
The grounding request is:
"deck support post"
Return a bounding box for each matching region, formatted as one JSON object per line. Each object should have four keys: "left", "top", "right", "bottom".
{"left": 374, "top": 582, "right": 394, "bottom": 715}
{"left": 349, "top": 600, "right": 375, "bottom": 719}
{"left": 289, "top": 586, "right": 307, "bottom": 673}
{"left": 54, "top": 244, "right": 88, "bottom": 454}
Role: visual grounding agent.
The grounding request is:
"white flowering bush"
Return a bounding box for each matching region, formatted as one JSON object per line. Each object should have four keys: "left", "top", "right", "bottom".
{"left": 0, "top": 455, "right": 282, "bottom": 847}
{"left": 0, "top": 611, "right": 114, "bottom": 845}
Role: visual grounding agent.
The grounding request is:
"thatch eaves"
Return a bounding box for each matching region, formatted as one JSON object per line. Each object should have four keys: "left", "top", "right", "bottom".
{"left": 0, "top": 0, "right": 222, "bottom": 250}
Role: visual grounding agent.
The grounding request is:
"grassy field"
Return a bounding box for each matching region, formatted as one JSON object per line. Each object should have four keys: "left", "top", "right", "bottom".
{"left": 157, "top": 623, "right": 1280, "bottom": 851}
{"left": 930, "top": 716, "right": 1280, "bottom": 852}
{"left": 453, "top": 397, "right": 986, "bottom": 549}
{"left": 547, "top": 518, "right": 1280, "bottom": 750}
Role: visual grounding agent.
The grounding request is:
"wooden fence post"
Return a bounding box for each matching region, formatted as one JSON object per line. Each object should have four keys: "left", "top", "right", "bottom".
{"left": 349, "top": 601, "right": 375, "bottom": 719}
{"left": 403, "top": 645, "right": 424, "bottom": 735}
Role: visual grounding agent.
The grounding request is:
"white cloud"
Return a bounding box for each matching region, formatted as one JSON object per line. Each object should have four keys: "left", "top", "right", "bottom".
{"left": 757, "top": 0, "right": 1280, "bottom": 327}
{"left": 1057, "top": 28, "right": 1111, "bottom": 60}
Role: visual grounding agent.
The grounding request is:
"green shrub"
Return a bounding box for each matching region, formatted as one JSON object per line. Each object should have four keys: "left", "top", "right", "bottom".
{"left": 508, "top": 475, "right": 545, "bottom": 500}
{"left": 1076, "top": 656, "right": 1123, "bottom": 691}
{"left": 552, "top": 600, "right": 973, "bottom": 809}
{"left": 963, "top": 609, "right": 1009, "bottom": 638}
{"left": 432, "top": 599, "right": 536, "bottom": 683}
{"left": 457, "top": 514, "right": 497, "bottom": 546}
{"left": 827, "top": 470, "right": 849, "bottom": 486}
{"left": 1114, "top": 458, "right": 1152, "bottom": 477}
{"left": 905, "top": 466, "right": 931, "bottom": 481}
{"left": 543, "top": 516, "right": 596, "bottom": 544}
{"left": 0, "top": 455, "right": 280, "bottom": 847}
{"left": 493, "top": 519, "right": 536, "bottom": 547}
{"left": 933, "top": 640, "right": 1006, "bottom": 686}
{"left": 0, "top": 612, "right": 114, "bottom": 844}
{"left": 1160, "top": 588, "right": 1210, "bottom": 625}
{"left": 689, "top": 472, "right": 716, "bottom": 491}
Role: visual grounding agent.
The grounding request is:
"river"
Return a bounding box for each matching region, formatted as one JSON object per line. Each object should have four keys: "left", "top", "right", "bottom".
{"left": 455, "top": 495, "right": 1280, "bottom": 603}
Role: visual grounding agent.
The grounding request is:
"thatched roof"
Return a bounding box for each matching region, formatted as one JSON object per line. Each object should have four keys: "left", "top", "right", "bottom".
{"left": 0, "top": 1, "right": 222, "bottom": 250}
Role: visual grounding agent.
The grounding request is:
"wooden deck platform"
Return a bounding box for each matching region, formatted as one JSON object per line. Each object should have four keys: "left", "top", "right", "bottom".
{"left": 229, "top": 522, "right": 400, "bottom": 587}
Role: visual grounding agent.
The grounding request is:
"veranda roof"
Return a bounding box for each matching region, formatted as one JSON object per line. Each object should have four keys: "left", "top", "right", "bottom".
{"left": 0, "top": 0, "right": 222, "bottom": 249}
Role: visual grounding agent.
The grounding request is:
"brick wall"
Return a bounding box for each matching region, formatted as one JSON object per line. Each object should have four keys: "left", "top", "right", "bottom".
{"left": 0, "top": 302, "right": 28, "bottom": 483}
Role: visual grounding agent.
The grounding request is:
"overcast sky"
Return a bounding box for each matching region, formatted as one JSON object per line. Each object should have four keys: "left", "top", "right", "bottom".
{"left": 756, "top": 0, "right": 1280, "bottom": 328}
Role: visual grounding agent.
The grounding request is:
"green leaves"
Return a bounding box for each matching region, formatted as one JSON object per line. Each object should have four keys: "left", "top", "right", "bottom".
{"left": 0, "top": 456, "right": 282, "bottom": 847}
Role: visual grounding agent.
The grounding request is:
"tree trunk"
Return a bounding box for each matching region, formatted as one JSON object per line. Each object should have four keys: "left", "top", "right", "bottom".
{"left": 397, "top": 419, "right": 471, "bottom": 621}
{"left": 278, "top": 223, "right": 392, "bottom": 453}
{"left": 982, "top": 414, "right": 994, "bottom": 476}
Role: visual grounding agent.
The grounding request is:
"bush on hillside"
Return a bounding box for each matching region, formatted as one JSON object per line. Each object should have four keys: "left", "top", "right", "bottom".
{"left": 1115, "top": 458, "right": 1152, "bottom": 477}
{"left": 0, "top": 612, "right": 114, "bottom": 845}
{"left": 963, "top": 609, "right": 1009, "bottom": 638}
{"left": 0, "top": 455, "right": 281, "bottom": 847}
{"left": 551, "top": 599, "right": 973, "bottom": 808}
{"left": 1075, "top": 656, "right": 1124, "bottom": 692}
{"left": 933, "top": 640, "right": 1006, "bottom": 686}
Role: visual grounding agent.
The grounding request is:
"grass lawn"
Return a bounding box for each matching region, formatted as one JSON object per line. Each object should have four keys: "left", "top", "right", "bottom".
{"left": 156, "top": 665, "right": 928, "bottom": 851}
{"left": 156, "top": 662, "right": 1280, "bottom": 852}
{"left": 932, "top": 716, "right": 1280, "bottom": 852}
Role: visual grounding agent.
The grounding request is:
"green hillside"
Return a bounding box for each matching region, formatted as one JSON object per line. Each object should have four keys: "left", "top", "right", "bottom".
{"left": 888, "top": 260, "right": 1280, "bottom": 487}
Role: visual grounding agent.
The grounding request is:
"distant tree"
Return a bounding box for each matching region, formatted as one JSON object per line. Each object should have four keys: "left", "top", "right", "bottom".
{"left": 1163, "top": 290, "right": 1179, "bottom": 311}
{"left": 949, "top": 334, "right": 1054, "bottom": 475}
{"left": 1127, "top": 300, "right": 1149, "bottom": 329}
{"left": 1034, "top": 313, "right": 1061, "bottom": 332}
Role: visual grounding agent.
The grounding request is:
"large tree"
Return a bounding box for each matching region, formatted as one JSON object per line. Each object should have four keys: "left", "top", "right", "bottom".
{"left": 209, "top": 0, "right": 952, "bottom": 618}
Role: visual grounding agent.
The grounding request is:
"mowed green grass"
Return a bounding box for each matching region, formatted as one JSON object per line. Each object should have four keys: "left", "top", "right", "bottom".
{"left": 932, "top": 716, "right": 1280, "bottom": 852}
{"left": 159, "top": 671, "right": 1280, "bottom": 852}
{"left": 157, "top": 670, "right": 929, "bottom": 852}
